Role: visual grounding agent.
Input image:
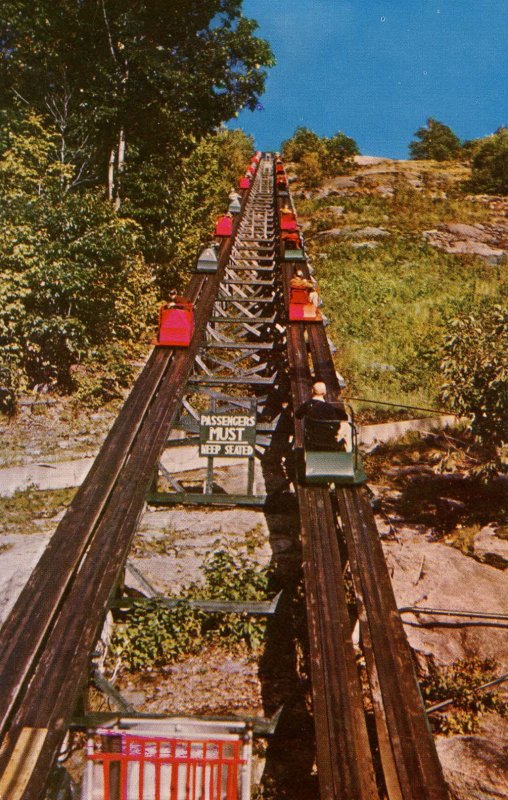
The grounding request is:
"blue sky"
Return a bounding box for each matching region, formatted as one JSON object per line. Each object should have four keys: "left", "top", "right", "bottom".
{"left": 229, "top": 0, "right": 508, "bottom": 158}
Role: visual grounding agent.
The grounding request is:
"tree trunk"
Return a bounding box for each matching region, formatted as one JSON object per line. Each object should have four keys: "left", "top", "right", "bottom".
{"left": 108, "top": 147, "right": 115, "bottom": 201}
{"left": 114, "top": 127, "right": 126, "bottom": 211}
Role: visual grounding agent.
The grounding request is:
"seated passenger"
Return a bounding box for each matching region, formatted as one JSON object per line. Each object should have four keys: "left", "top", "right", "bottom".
{"left": 166, "top": 288, "right": 187, "bottom": 308}
{"left": 290, "top": 269, "right": 313, "bottom": 290}
{"left": 295, "top": 382, "right": 348, "bottom": 451}
{"left": 290, "top": 270, "right": 319, "bottom": 307}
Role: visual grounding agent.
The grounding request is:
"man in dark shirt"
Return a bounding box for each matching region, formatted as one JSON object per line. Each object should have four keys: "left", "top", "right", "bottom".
{"left": 295, "top": 382, "right": 348, "bottom": 450}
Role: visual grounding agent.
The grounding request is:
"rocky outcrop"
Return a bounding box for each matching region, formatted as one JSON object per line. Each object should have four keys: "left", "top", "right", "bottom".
{"left": 473, "top": 526, "right": 508, "bottom": 570}
{"left": 382, "top": 535, "right": 508, "bottom": 669}
{"left": 423, "top": 223, "right": 508, "bottom": 264}
{"left": 437, "top": 716, "right": 508, "bottom": 800}
{"left": 309, "top": 225, "right": 390, "bottom": 242}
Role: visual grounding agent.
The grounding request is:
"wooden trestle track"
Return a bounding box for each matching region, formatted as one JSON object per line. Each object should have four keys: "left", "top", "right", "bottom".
{"left": 0, "top": 156, "right": 449, "bottom": 800}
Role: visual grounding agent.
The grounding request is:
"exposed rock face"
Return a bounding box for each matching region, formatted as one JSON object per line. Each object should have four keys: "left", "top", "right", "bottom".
{"left": 382, "top": 535, "right": 508, "bottom": 669}
{"left": 0, "top": 533, "right": 50, "bottom": 625}
{"left": 423, "top": 223, "right": 508, "bottom": 264}
{"left": 309, "top": 225, "right": 389, "bottom": 241}
{"left": 346, "top": 226, "right": 390, "bottom": 238}
{"left": 473, "top": 526, "right": 508, "bottom": 570}
{"left": 437, "top": 717, "right": 508, "bottom": 800}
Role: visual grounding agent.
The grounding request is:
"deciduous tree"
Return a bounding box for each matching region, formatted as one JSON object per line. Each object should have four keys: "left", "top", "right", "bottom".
{"left": 440, "top": 303, "right": 508, "bottom": 468}
{"left": 409, "top": 118, "right": 462, "bottom": 161}
{"left": 469, "top": 128, "right": 508, "bottom": 195}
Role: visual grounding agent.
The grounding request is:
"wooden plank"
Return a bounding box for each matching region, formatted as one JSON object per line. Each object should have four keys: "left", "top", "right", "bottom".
{"left": 336, "top": 487, "right": 449, "bottom": 800}
{"left": 0, "top": 728, "right": 47, "bottom": 800}
{"left": 283, "top": 295, "right": 378, "bottom": 798}
{"left": 0, "top": 158, "right": 267, "bottom": 799}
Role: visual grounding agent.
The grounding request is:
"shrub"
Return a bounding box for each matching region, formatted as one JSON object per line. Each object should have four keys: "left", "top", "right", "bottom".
{"left": 440, "top": 302, "right": 508, "bottom": 458}
{"left": 324, "top": 132, "right": 359, "bottom": 174}
{"left": 469, "top": 128, "right": 508, "bottom": 194}
{"left": 297, "top": 152, "right": 323, "bottom": 189}
{"left": 420, "top": 657, "right": 508, "bottom": 735}
{"left": 409, "top": 118, "right": 462, "bottom": 161}
{"left": 110, "top": 547, "right": 272, "bottom": 671}
{"left": 281, "top": 126, "right": 359, "bottom": 178}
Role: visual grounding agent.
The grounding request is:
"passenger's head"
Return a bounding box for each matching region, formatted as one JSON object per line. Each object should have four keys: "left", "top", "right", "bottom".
{"left": 312, "top": 381, "right": 327, "bottom": 398}
{"left": 295, "top": 269, "right": 304, "bottom": 277}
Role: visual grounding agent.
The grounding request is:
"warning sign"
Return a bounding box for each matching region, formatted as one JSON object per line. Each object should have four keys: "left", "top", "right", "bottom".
{"left": 199, "top": 409, "right": 257, "bottom": 457}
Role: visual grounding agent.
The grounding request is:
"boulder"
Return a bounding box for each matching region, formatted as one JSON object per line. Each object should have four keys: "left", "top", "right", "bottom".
{"left": 383, "top": 536, "right": 508, "bottom": 669}
{"left": 347, "top": 226, "right": 390, "bottom": 238}
{"left": 446, "top": 223, "right": 487, "bottom": 240}
{"left": 437, "top": 717, "right": 508, "bottom": 800}
{"left": 423, "top": 223, "right": 508, "bottom": 265}
{"left": 473, "top": 526, "right": 508, "bottom": 570}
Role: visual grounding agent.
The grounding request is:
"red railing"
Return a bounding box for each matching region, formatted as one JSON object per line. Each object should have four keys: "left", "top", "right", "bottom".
{"left": 87, "top": 731, "right": 247, "bottom": 800}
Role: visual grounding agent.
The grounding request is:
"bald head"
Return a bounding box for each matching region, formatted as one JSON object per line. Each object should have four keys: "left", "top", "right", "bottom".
{"left": 312, "top": 382, "right": 327, "bottom": 399}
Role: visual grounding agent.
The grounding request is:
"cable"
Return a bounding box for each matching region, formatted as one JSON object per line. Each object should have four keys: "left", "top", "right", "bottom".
{"left": 341, "top": 395, "right": 460, "bottom": 417}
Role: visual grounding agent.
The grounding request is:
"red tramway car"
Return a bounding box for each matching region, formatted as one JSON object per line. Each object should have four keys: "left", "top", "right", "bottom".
{"left": 280, "top": 209, "right": 298, "bottom": 232}
{"left": 157, "top": 301, "right": 195, "bottom": 347}
{"left": 215, "top": 213, "right": 233, "bottom": 237}
{"left": 289, "top": 286, "right": 322, "bottom": 322}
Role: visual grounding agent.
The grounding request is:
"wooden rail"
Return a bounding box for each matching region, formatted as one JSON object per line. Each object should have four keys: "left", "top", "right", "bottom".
{"left": 0, "top": 172, "right": 258, "bottom": 800}
{"left": 276, "top": 163, "right": 449, "bottom": 800}
{"left": 0, "top": 154, "right": 450, "bottom": 800}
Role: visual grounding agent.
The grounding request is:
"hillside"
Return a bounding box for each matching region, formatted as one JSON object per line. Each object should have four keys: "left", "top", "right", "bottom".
{"left": 291, "top": 155, "right": 507, "bottom": 418}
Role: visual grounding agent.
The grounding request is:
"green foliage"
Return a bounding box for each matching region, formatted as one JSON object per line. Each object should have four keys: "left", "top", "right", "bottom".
{"left": 282, "top": 127, "right": 325, "bottom": 163}
{"left": 469, "top": 128, "right": 508, "bottom": 195}
{"left": 0, "top": 1, "right": 274, "bottom": 205}
{"left": 196, "top": 549, "right": 270, "bottom": 648}
{"left": 0, "top": 4, "right": 273, "bottom": 404}
{"left": 420, "top": 657, "right": 508, "bottom": 735}
{"left": 325, "top": 131, "right": 360, "bottom": 173}
{"left": 409, "top": 118, "right": 462, "bottom": 161}
{"left": 111, "top": 547, "right": 271, "bottom": 671}
{"left": 296, "top": 152, "right": 323, "bottom": 189}
{"left": 72, "top": 344, "right": 136, "bottom": 408}
{"left": 0, "top": 112, "right": 155, "bottom": 405}
{"left": 300, "top": 187, "right": 507, "bottom": 414}
{"left": 440, "top": 303, "right": 508, "bottom": 455}
{"left": 282, "top": 126, "right": 359, "bottom": 186}
{"left": 110, "top": 600, "right": 204, "bottom": 671}
{"left": 199, "top": 548, "right": 270, "bottom": 602}
{"left": 139, "top": 127, "right": 254, "bottom": 292}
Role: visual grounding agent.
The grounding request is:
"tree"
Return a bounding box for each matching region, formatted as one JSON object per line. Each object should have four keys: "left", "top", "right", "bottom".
{"left": 440, "top": 303, "right": 508, "bottom": 466}
{"left": 296, "top": 151, "right": 323, "bottom": 189}
{"left": 469, "top": 128, "right": 508, "bottom": 195}
{"left": 144, "top": 127, "right": 254, "bottom": 292}
{"left": 324, "top": 131, "right": 359, "bottom": 174}
{"left": 0, "top": 112, "right": 155, "bottom": 402}
{"left": 409, "top": 118, "right": 462, "bottom": 161}
{"left": 0, "top": 1, "right": 274, "bottom": 207}
{"left": 281, "top": 127, "right": 325, "bottom": 163}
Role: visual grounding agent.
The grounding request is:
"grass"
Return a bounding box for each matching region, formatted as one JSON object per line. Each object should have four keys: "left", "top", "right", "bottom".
{"left": 445, "top": 523, "right": 481, "bottom": 555}
{"left": 297, "top": 180, "right": 507, "bottom": 417}
{"left": 0, "top": 485, "right": 76, "bottom": 535}
{"left": 131, "top": 525, "right": 178, "bottom": 557}
{"left": 420, "top": 657, "right": 508, "bottom": 735}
